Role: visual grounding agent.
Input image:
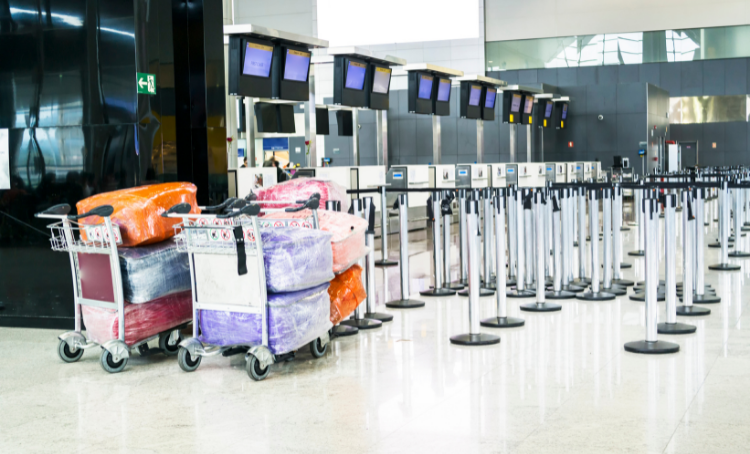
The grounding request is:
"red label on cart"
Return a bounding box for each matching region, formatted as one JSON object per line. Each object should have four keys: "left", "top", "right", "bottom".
{"left": 212, "top": 218, "right": 223, "bottom": 225}
{"left": 220, "top": 229, "right": 231, "bottom": 241}
{"left": 302, "top": 221, "right": 312, "bottom": 229}
{"left": 273, "top": 221, "right": 284, "bottom": 227}
{"left": 198, "top": 218, "right": 209, "bottom": 226}
{"left": 289, "top": 220, "right": 300, "bottom": 228}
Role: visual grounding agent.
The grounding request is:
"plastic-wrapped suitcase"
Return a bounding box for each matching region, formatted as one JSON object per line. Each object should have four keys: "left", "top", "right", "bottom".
{"left": 328, "top": 264, "right": 367, "bottom": 325}
{"left": 253, "top": 178, "right": 350, "bottom": 213}
{"left": 261, "top": 227, "right": 334, "bottom": 293}
{"left": 115, "top": 239, "right": 191, "bottom": 303}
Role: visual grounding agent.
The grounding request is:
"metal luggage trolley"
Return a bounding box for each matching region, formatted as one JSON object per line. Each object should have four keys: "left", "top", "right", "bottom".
{"left": 165, "top": 194, "right": 329, "bottom": 381}
{"left": 35, "top": 204, "right": 187, "bottom": 373}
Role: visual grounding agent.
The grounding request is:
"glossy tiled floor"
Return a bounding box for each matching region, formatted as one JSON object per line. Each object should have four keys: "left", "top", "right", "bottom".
{"left": 3, "top": 204, "right": 750, "bottom": 453}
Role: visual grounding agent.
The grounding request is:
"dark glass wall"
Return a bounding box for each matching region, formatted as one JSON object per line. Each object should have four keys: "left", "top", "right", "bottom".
{"left": 0, "top": 0, "right": 227, "bottom": 328}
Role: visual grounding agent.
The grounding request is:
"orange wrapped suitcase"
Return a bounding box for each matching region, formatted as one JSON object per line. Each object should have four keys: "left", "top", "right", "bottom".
{"left": 76, "top": 183, "right": 200, "bottom": 247}
{"left": 328, "top": 265, "right": 367, "bottom": 325}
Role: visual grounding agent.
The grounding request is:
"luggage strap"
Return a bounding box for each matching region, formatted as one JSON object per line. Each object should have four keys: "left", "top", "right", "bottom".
{"left": 233, "top": 226, "right": 248, "bottom": 275}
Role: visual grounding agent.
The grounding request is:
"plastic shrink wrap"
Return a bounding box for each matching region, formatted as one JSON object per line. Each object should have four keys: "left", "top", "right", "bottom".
{"left": 328, "top": 264, "right": 367, "bottom": 325}
{"left": 76, "top": 183, "right": 200, "bottom": 247}
{"left": 272, "top": 210, "right": 368, "bottom": 273}
{"left": 261, "top": 228, "right": 334, "bottom": 293}
{"left": 118, "top": 239, "right": 191, "bottom": 303}
{"left": 254, "top": 178, "right": 350, "bottom": 212}
{"left": 82, "top": 291, "right": 193, "bottom": 345}
{"left": 199, "top": 283, "right": 332, "bottom": 354}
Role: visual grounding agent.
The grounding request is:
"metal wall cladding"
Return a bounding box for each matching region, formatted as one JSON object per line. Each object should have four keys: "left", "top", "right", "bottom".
{"left": 669, "top": 95, "right": 749, "bottom": 124}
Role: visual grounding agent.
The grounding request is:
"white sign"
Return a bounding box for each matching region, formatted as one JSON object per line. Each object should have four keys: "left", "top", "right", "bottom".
{"left": 0, "top": 129, "right": 9, "bottom": 190}
{"left": 295, "top": 147, "right": 301, "bottom": 154}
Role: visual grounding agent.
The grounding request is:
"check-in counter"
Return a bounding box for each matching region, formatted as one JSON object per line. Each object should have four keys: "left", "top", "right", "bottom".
{"left": 517, "top": 162, "right": 546, "bottom": 188}
{"left": 488, "top": 163, "right": 507, "bottom": 187}
{"left": 429, "top": 164, "right": 456, "bottom": 189}
{"left": 231, "top": 167, "right": 278, "bottom": 199}
{"left": 455, "top": 164, "right": 489, "bottom": 189}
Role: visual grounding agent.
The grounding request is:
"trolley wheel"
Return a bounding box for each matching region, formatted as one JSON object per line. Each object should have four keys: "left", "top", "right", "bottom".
{"left": 246, "top": 354, "right": 271, "bottom": 381}
{"left": 159, "top": 331, "right": 182, "bottom": 356}
{"left": 100, "top": 349, "right": 127, "bottom": 374}
{"left": 177, "top": 347, "right": 202, "bottom": 372}
{"left": 58, "top": 339, "right": 83, "bottom": 363}
{"left": 310, "top": 338, "right": 328, "bottom": 359}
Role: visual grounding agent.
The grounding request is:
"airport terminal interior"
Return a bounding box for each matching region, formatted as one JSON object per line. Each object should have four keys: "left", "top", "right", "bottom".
{"left": 3, "top": 1, "right": 750, "bottom": 453}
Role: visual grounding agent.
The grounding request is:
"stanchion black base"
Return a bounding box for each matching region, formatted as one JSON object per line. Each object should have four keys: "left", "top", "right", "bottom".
{"left": 620, "top": 262, "right": 633, "bottom": 269}
{"left": 620, "top": 226, "right": 631, "bottom": 231}
{"left": 708, "top": 263, "right": 741, "bottom": 271}
{"left": 628, "top": 250, "right": 645, "bottom": 256}
{"left": 676, "top": 305, "right": 711, "bottom": 316}
{"left": 728, "top": 251, "right": 750, "bottom": 257}
{"left": 520, "top": 302, "right": 562, "bottom": 312}
{"left": 507, "top": 289, "right": 536, "bottom": 298}
{"left": 708, "top": 242, "right": 733, "bottom": 248}
{"left": 449, "top": 333, "right": 501, "bottom": 346}
{"left": 446, "top": 282, "right": 466, "bottom": 290}
{"left": 742, "top": 226, "right": 750, "bottom": 232}
{"left": 385, "top": 299, "right": 426, "bottom": 309}
{"left": 375, "top": 259, "right": 399, "bottom": 267}
{"left": 705, "top": 222, "right": 710, "bottom": 226}
{"left": 480, "top": 316, "right": 525, "bottom": 328}
{"left": 572, "top": 277, "right": 592, "bottom": 285}
{"left": 577, "top": 291, "right": 616, "bottom": 301}
{"left": 340, "top": 318, "right": 383, "bottom": 330}
{"left": 458, "top": 288, "right": 495, "bottom": 297}
{"left": 546, "top": 290, "right": 576, "bottom": 300}
{"left": 658, "top": 322, "right": 697, "bottom": 335}
{"left": 506, "top": 279, "right": 517, "bottom": 287}
{"left": 685, "top": 293, "right": 722, "bottom": 304}
{"left": 364, "top": 312, "right": 394, "bottom": 322}
{"left": 601, "top": 286, "right": 627, "bottom": 296}
{"left": 612, "top": 278, "right": 635, "bottom": 286}
{"left": 574, "top": 241, "right": 579, "bottom": 247}
{"left": 629, "top": 292, "right": 666, "bottom": 302}
{"left": 561, "top": 284, "right": 585, "bottom": 293}
{"left": 331, "top": 324, "right": 359, "bottom": 337}
{"left": 624, "top": 340, "right": 680, "bottom": 354}
{"left": 420, "top": 287, "right": 457, "bottom": 297}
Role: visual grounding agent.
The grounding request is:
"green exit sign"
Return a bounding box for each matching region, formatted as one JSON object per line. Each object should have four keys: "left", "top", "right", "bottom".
{"left": 137, "top": 72, "right": 156, "bottom": 95}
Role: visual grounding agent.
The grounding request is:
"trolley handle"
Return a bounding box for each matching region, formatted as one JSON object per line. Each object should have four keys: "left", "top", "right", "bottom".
{"left": 67, "top": 205, "right": 114, "bottom": 221}
{"left": 161, "top": 203, "right": 193, "bottom": 218}
{"left": 201, "top": 198, "right": 237, "bottom": 213}
{"left": 35, "top": 203, "right": 71, "bottom": 219}
{"left": 286, "top": 193, "right": 320, "bottom": 212}
{"left": 217, "top": 204, "right": 261, "bottom": 219}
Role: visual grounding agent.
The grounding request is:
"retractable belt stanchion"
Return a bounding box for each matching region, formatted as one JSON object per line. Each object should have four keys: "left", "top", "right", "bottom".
{"left": 526, "top": 189, "right": 536, "bottom": 288}
{"left": 600, "top": 188, "right": 626, "bottom": 296}
{"left": 577, "top": 189, "right": 616, "bottom": 301}
{"left": 677, "top": 191, "right": 710, "bottom": 316}
{"left": 482, "top": 190, "right": 525, "bottom": 328}
{"left": 361, "top": 197, "right": 394, "bottom": 322}
{"left": 443, "top": 192, "right": 464, "bottom": 291}
{"left": 482, "top": 188, "right": 496, "bottom": 288}
{"left": 629, "top": 183, "right": 645, "bottom": 256}
{"left": 613, "top": 185, "right": 634, "bottom": 285}
{"left": 458, "top": 189, "right": 469, "bottom": 285}
{"left": 327, "top": 201, "right": 358, "bottom": 336}
{"left": 624, "top": 198, "right": 680, "bottom": 354}
{"left": 728, "top": 183, "right": 750, "bottom": 257}
{"left": 421, "top": 191, "right": 456, "bottom": 297}
{"left": 687, "top": 188, "right": 721, "bottom": 303}
{"left": 546, "top": 190, "right": 575, "bottom": 299}
{"left": 709, "top": 180, "right": 741, "bottom": 270}
{"left": 631, "top": 191, "right": 666, "bottom": 301}
{"left": 450, "top": 199, "right": 501, "bottom": 346}
{"left": 385, "top": 193, "right": 425, "bottom": 308}
{"left": 521, "top": 190, "right": 561, "bottom": 312}
{"left": 657, "top": 194, "right": 696, "bottom": 334}
{"left": 507, "top": 186, "right": 518, "bottom": 287}
{"left": 560, "top": 188, "right": 584, "bottom": 293}
{"left": 573, "top": 187, "right": 591, "bottom": 285}
{"left": 508, "top": 190, "right": 535, "bottom": 298}
{"left": 709, "top": 179, "right": 732, "bottom": 248}
{"left": 544, "top": 186, "right": 553, "bottom": 285}
{"left": 375, "top": 185, "right": 398, "bottom": 267}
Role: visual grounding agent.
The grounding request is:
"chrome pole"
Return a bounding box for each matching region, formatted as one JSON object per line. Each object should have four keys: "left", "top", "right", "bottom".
{"left": 385, "top": 194, "right": 425, "bottom": 308}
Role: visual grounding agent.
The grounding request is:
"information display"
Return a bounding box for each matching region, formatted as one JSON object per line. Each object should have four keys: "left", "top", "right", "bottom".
{"left": 562, "top": 104, "right": 568, "bottom": 119}
{"left": 345, "top": 61, "right": 367, "bottom": 90}
{"left": 418, "top": 75, "right": 434, "bottom": 99}
{"left": 469, "top": 85, "right": 482, "bottom": 106}
{"left": 523, "top": 96, "right": 534, "bottom": 114}
{"left": 283, "top": 49, "right": 311, "bottom": 82}
{"left": 372, "top": 67, "right": 392, "bottom": 94}
{"left": 243, "top": 42, "right": 273, "bottom": 77}
{"left": 437, "top": 79, "right": 451, "bottom": 102}
{"left": 510, "top": 93, "right": 522, "bottom": 112}
{"left": 544, "top": 101, "right": 553, "bottom": 118}
{"left": 485, "top": 89, "right": 496, "bottom": 109}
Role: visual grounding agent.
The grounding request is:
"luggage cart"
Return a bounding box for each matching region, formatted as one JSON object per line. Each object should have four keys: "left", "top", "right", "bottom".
{"left": 165, "top": 195, "right": 331, "bottom": 381}
{"left": 35, "top": 204, "right": 188, "bottom": 373}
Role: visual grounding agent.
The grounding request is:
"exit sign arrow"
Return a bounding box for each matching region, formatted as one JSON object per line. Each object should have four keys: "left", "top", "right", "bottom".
{"left": 136, "top": 72, "right": 157, "bottom": 95}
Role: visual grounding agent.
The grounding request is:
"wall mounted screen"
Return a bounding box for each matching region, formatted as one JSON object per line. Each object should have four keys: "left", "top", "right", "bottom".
{"left": 372, "top": 67, "right": 392, "bottom": 94}
{"left": 243, "top": 42, "right": 273, "bottom": 77}
{"left": 485, "top": 89, "right": 496, "bottom": 109}
{"left": 318, "top": 0, "right": 479, "bottom": 47}
{"left": 437, "top": 79, "right": 451, "bottom": 102}
{"left": 510, "top": 93, "right": 522, "bottom": 112}
{"left": 469, "top": 85, "right": 482, "bottom": 106}
{"left": 345, "top": 61, "right": 367, "bottom": 90}
{"left": 418, "top": 75, "right": 434, "bottom": 100}
{"left": 544, "top": 101, "right": 553, "bottom": 118}
{"left": 524, "top": 97, "right": 534, "bottom": 114}
{"left": 283, "top": 49, "right": 311, "bottom": 82}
